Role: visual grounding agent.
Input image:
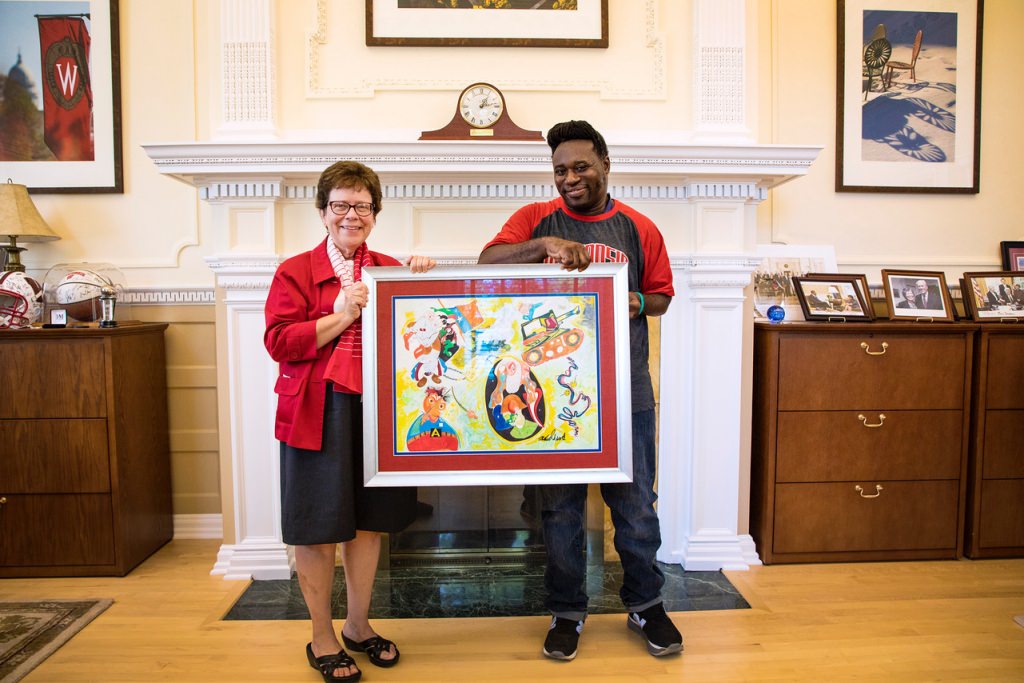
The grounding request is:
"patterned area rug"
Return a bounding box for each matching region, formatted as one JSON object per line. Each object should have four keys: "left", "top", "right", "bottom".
{"left": 0, "top": 600, "right": 112, "bottom": 683}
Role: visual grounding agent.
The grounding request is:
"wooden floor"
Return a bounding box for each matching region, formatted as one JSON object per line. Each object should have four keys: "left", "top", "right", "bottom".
{"left": 3, "top": 540, "right": 1024, "bottom": 682}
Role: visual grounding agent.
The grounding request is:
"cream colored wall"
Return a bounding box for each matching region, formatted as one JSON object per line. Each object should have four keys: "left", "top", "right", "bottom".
{"left": 759, "top": 0, "right": 1024, "bottom": 279}
{"left": 14, "top": 0, "right": 1023, "bottom": 531}
{"left": 133, "top": 306, "right": 221, "bottom": 516}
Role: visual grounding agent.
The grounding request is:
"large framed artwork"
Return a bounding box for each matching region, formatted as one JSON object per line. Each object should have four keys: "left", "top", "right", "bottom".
{"left": 365, "top": 0, "right": 608, "bottom": 48}
{"left": 836, "top": 0, "right": 983, "bottom": 193}
{"left": 0, "top": 0, "right": 122, "bottom": 193}
{"left": 361, "top": 263, "right": 632, "bottom": 487}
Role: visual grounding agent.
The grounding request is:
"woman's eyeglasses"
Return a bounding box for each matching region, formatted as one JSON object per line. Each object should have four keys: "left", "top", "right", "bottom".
{"left": 327, "top": 201, "right": 375, "bottom": 217}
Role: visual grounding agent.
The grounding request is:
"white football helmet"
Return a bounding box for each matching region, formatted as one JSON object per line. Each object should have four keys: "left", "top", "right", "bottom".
{"left": 0, "top": 271, "right": 43, "bottom": 329}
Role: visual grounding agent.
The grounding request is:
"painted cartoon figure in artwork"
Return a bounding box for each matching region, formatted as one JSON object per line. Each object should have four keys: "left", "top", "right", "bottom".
{"left": 406, "top": 386, "right": 460, "bottom": 451}
{"left": 403, "top": 309, "right": 446, "bottom": 387}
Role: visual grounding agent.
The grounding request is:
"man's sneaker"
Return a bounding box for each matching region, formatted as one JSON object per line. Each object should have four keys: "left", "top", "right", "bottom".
{"left": 542, "top": 616, "right": 583, "bottom": 661}
{"left": 627, "top": 603, "right": 683, "bottom": 656}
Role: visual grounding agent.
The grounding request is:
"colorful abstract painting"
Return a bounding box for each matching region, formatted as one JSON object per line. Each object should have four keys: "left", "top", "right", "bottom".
{"left": 361, "top": 263, "right": 632, "bottom": 486}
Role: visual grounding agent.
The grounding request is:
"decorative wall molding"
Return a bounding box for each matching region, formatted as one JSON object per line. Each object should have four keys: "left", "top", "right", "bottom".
{"left": 694, "top": 0, "right": 749, "bottom": 140}
{"left": 124, "top": 288, "right": 216, "bottom": 305}
{"left": 306, "top": 0, "right": 665, "bottom": 101}
{"left": 219, "top": 0, "right": 276, "bottom": 138}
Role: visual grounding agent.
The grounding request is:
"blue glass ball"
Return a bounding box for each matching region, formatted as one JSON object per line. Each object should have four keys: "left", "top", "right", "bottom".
{"left": 767, "top": 305, "right": 786, "bottom": 323}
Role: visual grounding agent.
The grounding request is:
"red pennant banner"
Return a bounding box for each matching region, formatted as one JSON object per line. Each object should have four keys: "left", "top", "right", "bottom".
{"left": 37, "top": 16, "right": 93, "bottom": 161}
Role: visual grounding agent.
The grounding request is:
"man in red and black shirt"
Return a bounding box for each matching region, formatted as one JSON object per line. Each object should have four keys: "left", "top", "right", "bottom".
{"left": 479, "top": 120, "right": 682, "bottom": 661}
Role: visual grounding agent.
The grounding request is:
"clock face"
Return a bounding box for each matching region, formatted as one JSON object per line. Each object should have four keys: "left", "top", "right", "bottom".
{"left": 459, "top": 83, "right": 505, "bottom": 129}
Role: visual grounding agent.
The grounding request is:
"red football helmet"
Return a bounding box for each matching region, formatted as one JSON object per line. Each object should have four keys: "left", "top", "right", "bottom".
{"left": 0, "top": 271, "right": 43, "bottom": 329}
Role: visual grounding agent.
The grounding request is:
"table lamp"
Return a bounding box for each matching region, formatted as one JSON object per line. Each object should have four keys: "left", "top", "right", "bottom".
{"left": 1, "top": 180, "right": 60, "bottom": 273}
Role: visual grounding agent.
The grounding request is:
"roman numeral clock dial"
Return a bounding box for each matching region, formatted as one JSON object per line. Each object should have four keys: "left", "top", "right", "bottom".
{"left": 420, "top": 82, "right": 542, "bottom": 141}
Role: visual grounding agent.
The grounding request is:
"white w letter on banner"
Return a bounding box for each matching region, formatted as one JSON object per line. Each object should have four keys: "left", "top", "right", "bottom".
{"left": 56, "top": 63, "right": 79, "bottom": 98}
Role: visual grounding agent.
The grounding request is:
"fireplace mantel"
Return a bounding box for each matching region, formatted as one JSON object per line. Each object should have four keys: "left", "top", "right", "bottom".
{"left": 143, "top": 137, "right": 822, "bottom": 579}
{"left": 143, "top": 139, "right": 821, "bottom": 197}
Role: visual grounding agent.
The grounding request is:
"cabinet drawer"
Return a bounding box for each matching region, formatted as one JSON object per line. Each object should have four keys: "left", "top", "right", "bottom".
{"left": 773, "top": 480, "right": 959, "bottom": 554}
{"left": 777, "top": 334, "right": 965, "bottom": 410}
{"left": 0, "top": 340, "right": 106, "bottom": 418}
{"left": 978, "top": 479, "right": 1024, "bottom": 549}
{"left": 0, "top": 419, "right": 110, "bottom": 492}
{"left": 982, "top": 410, "right": 1024, "bottom": 478}
{"left": 986, "top": 336, "right": 1024, "bottom": 408}
{"left": 0, "top": 494, "right": 115, "bottom": 566}
{"left": 776, "top": 410, "right": 962, "bottom": 482}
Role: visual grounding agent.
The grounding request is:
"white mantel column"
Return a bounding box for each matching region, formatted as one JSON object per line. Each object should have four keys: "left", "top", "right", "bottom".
{"left": 656, "top": 183, "right": 763, "bottom": 570}
{"left": 206, "top": 184, "right": 292, "bottom": 580}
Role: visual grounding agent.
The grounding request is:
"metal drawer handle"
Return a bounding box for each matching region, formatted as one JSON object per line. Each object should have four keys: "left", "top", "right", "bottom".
{"left": 855, "top": 484, "right": 884, "bottom": 499}
{"left": 857, "top": 413, "right": 886, "bottom": 428}
{"left": 0, "top": 496, "right": 6, "bottom": 505}
{"left": 860, "top": 341, "right": 888, "bottom": 356}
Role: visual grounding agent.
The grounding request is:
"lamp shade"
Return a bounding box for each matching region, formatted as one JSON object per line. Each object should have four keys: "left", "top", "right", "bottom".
{"left": 0, "top": 181, "right": 59, "bottom": 242}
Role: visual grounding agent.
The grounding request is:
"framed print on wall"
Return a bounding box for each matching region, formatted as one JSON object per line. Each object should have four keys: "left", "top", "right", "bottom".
{"left": 361, "top": 263, "right": 632, "bottom": 487}
{"left": 881, "top": 268, "right": 955, "bottom": 320}
{"left": 1001, "top": 241, "right": 1024, "bottom": 272}
{"left": 0, "top": 0, "right": 123, "bottom": 193}
{"left": 836, "top": 0, "right": 983, "bottom": 193}
{"left": 962, "top": 272, "right": 1024, "bottom": 321}
{"left": 365, "top": 0, "right": 608, "bottom": 48}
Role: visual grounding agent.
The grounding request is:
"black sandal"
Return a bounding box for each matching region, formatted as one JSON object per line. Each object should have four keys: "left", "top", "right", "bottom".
{"left": 341, "top": 633, "right": 401, "bottom": 668}
{"left": 305, "top": 642, "right": 361, "bottom": 682}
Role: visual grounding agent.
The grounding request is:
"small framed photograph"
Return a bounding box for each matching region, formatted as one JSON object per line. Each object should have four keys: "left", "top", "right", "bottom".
{"left": 804, "top": 273, "right": 874, "bottom": 320}
{"left": 792, "top": 275, "right": 873, "bottom": 321}
{"left": 881, "top": 269, "right": 954, "bottom": 321}
{"left": 962, "top": 272, "right": 1024, "bottom": 321}
{"left": 360, "top": 263, "right": 633, "bottom": 487}
{"left": 1001, "top": 241, "right": 1024, "bottom": 272}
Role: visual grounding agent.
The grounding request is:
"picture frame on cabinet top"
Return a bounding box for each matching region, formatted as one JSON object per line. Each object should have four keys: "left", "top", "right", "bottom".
{"left": 1000, "top": 241, "right": 1024, "bottom": 272}
{"left": 881, "top": 269, "right": 955, "bottom": 321}
{"left": 961, "top": 271, "right": 1024, "bottom": 321}
{"left": 792, "top": 274, "right": 873, "bottom": 322}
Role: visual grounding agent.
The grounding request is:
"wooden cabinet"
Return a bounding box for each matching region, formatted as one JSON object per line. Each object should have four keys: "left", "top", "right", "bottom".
{"left": 751, "top": 321, "right": 974, "bottom": 564}
{"left": 0, "top": 324, "right": 173, "bottom": 576}
{"left": 965, "top": 326, "right": 1024, "bottom": 558}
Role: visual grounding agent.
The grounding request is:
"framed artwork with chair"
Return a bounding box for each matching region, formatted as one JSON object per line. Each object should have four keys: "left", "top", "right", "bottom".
{"left": 836, "top": 0, "right": 984, "bottom": 193}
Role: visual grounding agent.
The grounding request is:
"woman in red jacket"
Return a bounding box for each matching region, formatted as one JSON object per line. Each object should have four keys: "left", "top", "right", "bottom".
{"left": 265, "top": 160, "right": 434, "bottom": 683}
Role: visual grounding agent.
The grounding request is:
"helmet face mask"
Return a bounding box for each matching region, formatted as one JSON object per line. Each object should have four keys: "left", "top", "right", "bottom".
{"left": 0, "top": 272, "right": 43, "bottom": 329}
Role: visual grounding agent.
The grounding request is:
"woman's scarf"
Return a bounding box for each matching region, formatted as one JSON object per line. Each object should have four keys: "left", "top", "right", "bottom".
{"left": 323, "top": 238, "right": 373, "bottom": 394}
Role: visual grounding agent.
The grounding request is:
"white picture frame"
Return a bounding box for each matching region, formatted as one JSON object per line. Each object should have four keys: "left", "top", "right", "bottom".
{"left": 361, "top": 263, "right": 633, "bottom": 487}
{"left": 752, "top": 245, "right": 839, "bottom": 322}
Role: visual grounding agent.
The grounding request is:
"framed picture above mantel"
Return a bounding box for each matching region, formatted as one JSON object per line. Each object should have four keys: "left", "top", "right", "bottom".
{"left": 836, "top": 0, "right": 983, "bottom": 193}
{"left": 366, "top": 0, "right": 608, "bottom": 48}
{"left": 0, "top": 0, "right": 123, "bottom": 193}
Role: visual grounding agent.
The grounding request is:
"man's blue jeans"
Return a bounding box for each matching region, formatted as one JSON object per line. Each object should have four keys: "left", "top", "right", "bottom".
{"left": 541, "top": 409, "right": 664, "bottom": 620}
